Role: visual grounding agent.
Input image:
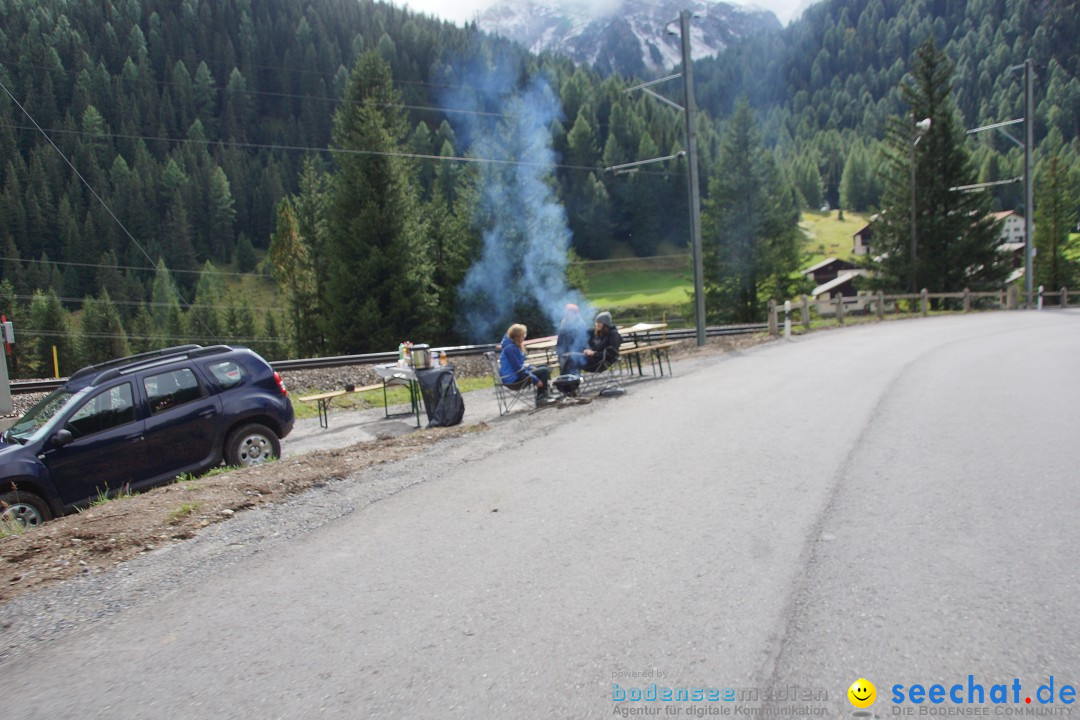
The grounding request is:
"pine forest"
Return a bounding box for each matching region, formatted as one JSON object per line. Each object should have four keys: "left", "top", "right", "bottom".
{"left": 1, "top": 0, "right": 1078, "bottom": 377}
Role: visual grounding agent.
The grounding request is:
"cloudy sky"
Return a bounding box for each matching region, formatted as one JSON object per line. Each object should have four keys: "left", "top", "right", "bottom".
{"left": 399, "top": 0, "right": 813, "bottom": 26}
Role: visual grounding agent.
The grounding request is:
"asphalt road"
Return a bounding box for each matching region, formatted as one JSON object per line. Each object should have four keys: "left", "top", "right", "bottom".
{"left": 4, "top": 310, "right": 1079, "bottom": 719}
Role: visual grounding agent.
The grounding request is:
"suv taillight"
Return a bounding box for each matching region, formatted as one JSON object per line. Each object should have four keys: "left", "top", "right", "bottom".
{"left": 274, "top": 371, "right": 288, "bottom": 396}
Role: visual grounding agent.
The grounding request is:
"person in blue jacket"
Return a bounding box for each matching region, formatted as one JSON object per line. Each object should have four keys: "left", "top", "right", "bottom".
{"left": 499, "top": 323, "right": 553, "bottom": 403}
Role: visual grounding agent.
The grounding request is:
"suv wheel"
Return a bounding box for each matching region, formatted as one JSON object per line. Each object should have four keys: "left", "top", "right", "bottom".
{"left": 224, "top": 423, "right": 281, "bottom": 467}
{"left": 0, "top": 490, "right": 52, "bottom": 528}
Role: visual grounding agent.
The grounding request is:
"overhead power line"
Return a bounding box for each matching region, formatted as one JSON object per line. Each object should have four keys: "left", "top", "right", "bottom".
{"left": 0, "top": 121, "right": 680, "bottom": 177}
{"left": 11, "top": 294, "right": 285, "bottom": 312}
{"left": 1, "top": 255, "right": 269, "bottom": 279}
{"left": 22, "top": 329, "right": 284, "bottom": 342}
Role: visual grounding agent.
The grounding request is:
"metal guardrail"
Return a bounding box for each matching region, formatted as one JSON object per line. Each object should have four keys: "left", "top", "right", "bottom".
{"left": 7, "top": 324, "right": 769, "bottom": 395}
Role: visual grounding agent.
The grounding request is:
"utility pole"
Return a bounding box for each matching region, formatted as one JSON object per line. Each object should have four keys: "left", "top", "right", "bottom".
{"left": 910, "top": 117, "right": 931, "bottom": 293}
{"left": 612, "top": 11, "right": 706, "bottom": 346}
{"left": 964, "top": 61, "right": 1035, "bottom": 306}
{"left": 680, "top": 10, "right": 706, "bottom": 347}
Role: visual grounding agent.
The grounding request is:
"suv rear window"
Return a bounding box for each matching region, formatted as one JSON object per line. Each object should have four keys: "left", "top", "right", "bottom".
{"left": 144, "top": 368, "right": 203, "bottom": 415}
{"left": 205, "top": 359, "right": 246, "bottom": 388}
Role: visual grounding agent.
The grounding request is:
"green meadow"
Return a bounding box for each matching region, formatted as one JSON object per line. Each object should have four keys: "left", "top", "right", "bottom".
{"left": 581, "top": 211, "right": 869, "bottom": 314}
{"left": 799, "top": 210, "right": 869, "bottom": 266}
{"left": 584, "top": 267, "right": 692, "bottom": 308}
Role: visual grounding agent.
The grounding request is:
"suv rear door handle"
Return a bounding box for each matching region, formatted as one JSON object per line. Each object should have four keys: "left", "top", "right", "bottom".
{"left": 197, "top": 408, "right": 217, "bottom": 418}
{"left": 124, "top": 433, "right": 144, "bottom": 442}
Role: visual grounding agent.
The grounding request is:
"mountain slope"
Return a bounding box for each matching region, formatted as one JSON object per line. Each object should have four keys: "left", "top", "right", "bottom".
{"left": 478, "top": 0, "right": 781, "bottom": 77}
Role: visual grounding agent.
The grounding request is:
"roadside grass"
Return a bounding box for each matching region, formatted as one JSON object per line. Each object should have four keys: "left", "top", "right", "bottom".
{"left": 168, "top": 502, "right": 200, "bottom": 523}
{"left": 0, "top": 514, "right": 25, "bottom": 539}
{"left": 176, "top": 465, "right": 240, "bottom": 489}
{"left": 291, "top": 375, "right": 496, "bottom": 421}
{"left": 87, "top": 484, "right": 133, "bottom": 508}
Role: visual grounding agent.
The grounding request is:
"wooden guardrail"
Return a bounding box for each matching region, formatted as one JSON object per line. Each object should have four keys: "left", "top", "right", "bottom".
{"left": 767, "top": 285, "right": 1076, "bottom": 337}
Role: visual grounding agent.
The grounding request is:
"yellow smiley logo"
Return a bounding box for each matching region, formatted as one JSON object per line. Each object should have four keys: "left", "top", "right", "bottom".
{"left": 848, "top": 678, "right": 876, "bottom": 708}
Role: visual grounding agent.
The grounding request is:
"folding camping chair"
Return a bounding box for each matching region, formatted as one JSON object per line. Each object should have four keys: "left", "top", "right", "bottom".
{"left": 577, "top": 346, "right": 624, "bottom": 396}
{"left": 485, "top": 351, "right": 537, "bottom": 416}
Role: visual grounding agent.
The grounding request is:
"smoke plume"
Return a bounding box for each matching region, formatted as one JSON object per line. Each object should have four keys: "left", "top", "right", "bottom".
{"left": 442, "top": 59, "right": 591, "bottom": 342}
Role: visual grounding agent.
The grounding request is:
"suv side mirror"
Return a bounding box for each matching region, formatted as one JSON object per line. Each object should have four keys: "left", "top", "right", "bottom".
{"left": 50, "top": 429, "right": 74, "bottom": 449}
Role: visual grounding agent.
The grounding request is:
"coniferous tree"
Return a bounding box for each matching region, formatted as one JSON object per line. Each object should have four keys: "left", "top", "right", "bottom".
{"left": 26, "top": 289, "right": 76, "bottom": 377}
{"left": 268, "top": 198, "right": 319, "bottom": 356}
{"left": 701, "top": 101, "right": 802, "bottom": 323}
{"left": 260, "top": 310, "right": 286, "bottom": 360}
{"left": 232, "top": 301, "right": 257, "bottom": 348}
{"left": 323, "top": 51, "right": 432, "bottom": 352}
{"left": 791, "top": 152, "right": 825, "bottom": 210}
{"left": 95, "top": 250, "right": 127, "bottom": 312}
{"left": 128, "top": 303, "right": 154, "bottom": 354}
{"left": 293, "top": 156, "right": 330, "bottom": 351}
{"left": 1034, "top": 156, "right": 1080, "bottom": 291}
{"left": 206, "top": 166, "right": 237, "bottom": 259}
{"left": 233, "top": 233, "right": 257, "bottom": 273}
{"left": 871, "top": 41, "right": 1007, "bottom": 294}
{"left": 149, "top": 259, "right": 184, "bottom": 347}
{"left": 423, "top": 181, "right": 474, "bottom": 343}
{"left": 1, "top": 238, "right": 28, "bottom": 297}
{"left": 839, "top": 139, "right": 881, "bottom": 212}
{"left": 79, "top": 290, "right": 131, "bottom": 365}
{"left": 190, "top": 261, "right": 224, "bottom": 344}
{"left": 160, "top": 190, "right": 199, "bottom": 293}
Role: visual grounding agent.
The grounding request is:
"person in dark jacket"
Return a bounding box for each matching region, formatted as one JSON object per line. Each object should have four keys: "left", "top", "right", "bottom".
{"left": 498, "top": 323, "right": 552, "bottom": 402}
{"left": 564, "top": 311, "right": 621, "bottom": 374}
{"left": 583, "top": 311, "right": 621, "bottom": 371}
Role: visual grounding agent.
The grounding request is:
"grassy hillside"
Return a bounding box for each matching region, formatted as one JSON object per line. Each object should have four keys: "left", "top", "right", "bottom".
{"left": 584, "top": 268, "right": 692, "bottom": 307}
{"left": 580, "top": 211, "right": 871, "bottom": 312}
{"left": 799, "top": 210, "right": 869, "bottom": 268}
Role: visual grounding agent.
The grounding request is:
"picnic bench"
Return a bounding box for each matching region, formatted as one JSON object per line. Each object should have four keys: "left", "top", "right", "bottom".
{"left": 296, "top": 383, "right": 382, "bottom": 428}
{"left": 618, "top": 339, "right": 679, "bottom": 377}
{"left": 523, "top": 324, "right": 679, "bottom": 379}
{"left": 616, "top": 323, "right": 678, "bottom": 378}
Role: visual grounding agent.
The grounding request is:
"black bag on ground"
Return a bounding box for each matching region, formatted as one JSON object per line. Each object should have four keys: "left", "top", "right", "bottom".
{"left": 417, "top": 367, "right": 465, "bottom": 428}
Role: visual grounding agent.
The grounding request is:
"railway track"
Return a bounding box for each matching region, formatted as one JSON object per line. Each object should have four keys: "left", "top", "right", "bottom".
{"left": 7, "top": 323, "right": 766, "bottom": 395}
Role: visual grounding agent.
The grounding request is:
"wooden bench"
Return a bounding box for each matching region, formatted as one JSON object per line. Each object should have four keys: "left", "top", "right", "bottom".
{"left": 296, "top": 383, "right": 383, "bottom": 428}
{"left": 618, "top": 340, "right": 680, "bottom": 377}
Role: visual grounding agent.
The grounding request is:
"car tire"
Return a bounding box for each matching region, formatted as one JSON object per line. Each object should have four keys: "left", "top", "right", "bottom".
{"left": 224, "top": 423, "right": 281, "bottom": 467}
{"left": 0, "top": 490, "right": 52, "bottom": 528}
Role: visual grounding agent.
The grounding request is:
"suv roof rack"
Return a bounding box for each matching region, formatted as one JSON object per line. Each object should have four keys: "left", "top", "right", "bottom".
{"left": 94, "top": 345, "right": 237, "bottom": 384}
{"left": 189, "top": 345, "right": 234, "bottom": 358}
{"left": 69, "top": 345, "right": 204, "bottom": 382}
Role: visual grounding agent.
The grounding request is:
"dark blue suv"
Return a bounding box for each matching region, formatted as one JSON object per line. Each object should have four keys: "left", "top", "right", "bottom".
{"left": 0, "top": 345, "right": 294, "bottom": 527}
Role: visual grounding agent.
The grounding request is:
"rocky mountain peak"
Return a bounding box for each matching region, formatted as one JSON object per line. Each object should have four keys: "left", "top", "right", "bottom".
{"left": 477, "top": 0, "right": 782, "bottom": 77}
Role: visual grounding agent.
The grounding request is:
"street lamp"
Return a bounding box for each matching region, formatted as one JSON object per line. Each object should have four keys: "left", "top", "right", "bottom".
{"left": 910, "top": 117, "right": 931, "bottom": 293}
